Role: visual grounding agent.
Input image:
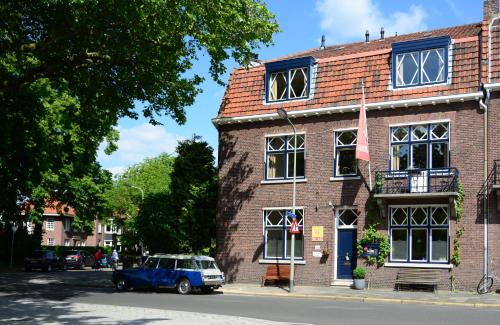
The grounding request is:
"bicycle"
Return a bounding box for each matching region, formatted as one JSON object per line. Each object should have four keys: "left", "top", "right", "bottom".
{"left": 477, "top": 260, "right": 500, "bottom": 294}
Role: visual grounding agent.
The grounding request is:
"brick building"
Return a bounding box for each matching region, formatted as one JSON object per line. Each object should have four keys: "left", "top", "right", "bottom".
{"left": 214, "top": 1, "right": 500, "bottom": 290}
{"left": 40, "top": 204, "right": 122, "bottom": 250}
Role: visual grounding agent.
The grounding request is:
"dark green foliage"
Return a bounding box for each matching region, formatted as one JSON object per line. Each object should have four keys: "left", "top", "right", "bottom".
{"left": 0, "top": 0, "right": 278, "bottom": 231}
{"left": 357, "top": 224, "right": 390, "bottom": 267}
{"left": 353, "top": 267, "right": 366, "bottom": 279}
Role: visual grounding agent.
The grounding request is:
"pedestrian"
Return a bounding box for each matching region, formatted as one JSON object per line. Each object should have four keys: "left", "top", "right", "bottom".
{"left": 94, "top": 249, "right": 103, "bottom": 270}
{"left": 111, "top": 248, "right": 119, "bottom": 270}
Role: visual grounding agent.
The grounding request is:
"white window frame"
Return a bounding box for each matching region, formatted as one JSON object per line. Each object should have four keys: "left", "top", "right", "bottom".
{"left": 333, "top": 128, "right": 358, "bottom": 177}
{"left": 104, "top": 240, "right": 113, "bottom": 248}
{"left": 264, "top": 133, "right": 306, "bottom": 181}
{"left": 388, "top": 204, "right": 449, "bottom": 264}
{"left": 46, "top": 218, "right": 55, "bottom": 231}
{"left": 262, "top": 207, "right": 305, "bottom": 260}
{"left": 47, "top": 238, "right": 55, "bottom": 246}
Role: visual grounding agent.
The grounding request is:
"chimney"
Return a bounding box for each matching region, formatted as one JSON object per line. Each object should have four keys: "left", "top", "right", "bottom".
{"left": 380, "top": 27, "right": 385, "bottom": 40}
{"left": 365, "top": 30, "right": 370, "bottom": 42}
{"left": 249, "top": 53, "right": 261, "bottom": 67}
{"left": 484, "top": 0, "right": 499, "bottom": 21}
{"left": 320, "top": 35, "right": 326, "bottom": 50}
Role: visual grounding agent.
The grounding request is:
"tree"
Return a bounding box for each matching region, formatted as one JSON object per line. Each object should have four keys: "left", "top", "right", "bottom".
{"left": 0, "top": 1, "right": 279, "bottom": 225}
{"left": 103, "top": 153, "right": 175, "bottom": 251}
{"left": 168, "top": 136, "right": 217, "bottom": 254}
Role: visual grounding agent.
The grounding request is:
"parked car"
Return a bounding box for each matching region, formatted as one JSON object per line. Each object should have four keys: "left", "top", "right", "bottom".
{"left": 112, "top": 254, "right": 225, "bottom": 294}
{"left": 24, "top": 250, "right": 66, "bottom": 272}
{"left": 62, "top": 250, "right": 94, "bottom": 269}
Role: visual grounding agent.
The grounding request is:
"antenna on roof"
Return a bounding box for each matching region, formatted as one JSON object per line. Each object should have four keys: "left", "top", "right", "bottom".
{"left": 380, "top": 27, "right": 385, "bottom": 40}
{"left": 365, "top": 30, "right": 370, "bottom": 42}
{"left": 320, "top": 35, "right": 326, "bottom": 50}
{"left": 249, "top": 53, "right": 261, "bottom": 67}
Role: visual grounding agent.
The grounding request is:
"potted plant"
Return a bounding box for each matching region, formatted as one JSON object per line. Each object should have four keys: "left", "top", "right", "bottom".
{"left": 353, "top": 267, "right": 366, "bottom": 290}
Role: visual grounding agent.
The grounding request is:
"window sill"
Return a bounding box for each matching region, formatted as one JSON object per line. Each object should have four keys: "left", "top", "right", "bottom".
{"left": 330, "top": 176, "right": 361, "bottom": 181}
{"left": 259, "top": 259, "right": 306, "bottom": 265}
{"left": 384, "top": 262, "right": 452, "bottom": 269}
{"left": 261, "top": 179, "right": 307, "bottom": 185}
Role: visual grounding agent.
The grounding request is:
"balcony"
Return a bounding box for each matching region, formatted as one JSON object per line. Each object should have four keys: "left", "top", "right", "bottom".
{"left": 374, "top": 167, "right": 459, "bottom": 198}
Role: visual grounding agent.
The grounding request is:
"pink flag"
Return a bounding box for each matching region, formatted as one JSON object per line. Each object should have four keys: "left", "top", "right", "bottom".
{"left": 356, "top": 87, "right": 370, "bottom": 161}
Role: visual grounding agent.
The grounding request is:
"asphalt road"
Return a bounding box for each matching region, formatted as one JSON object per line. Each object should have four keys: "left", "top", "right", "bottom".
{"left": 1, "top": 280, "right": 500, "bottom": 325}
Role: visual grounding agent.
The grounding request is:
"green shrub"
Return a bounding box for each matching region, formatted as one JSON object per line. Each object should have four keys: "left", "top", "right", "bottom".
{"left": 353, "top": 267, "right": 366, "bottom": 279}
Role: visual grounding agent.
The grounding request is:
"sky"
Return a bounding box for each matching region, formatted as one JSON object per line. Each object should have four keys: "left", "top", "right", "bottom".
{"left": 97, "top": 0, "right": 483, "bottom": 175}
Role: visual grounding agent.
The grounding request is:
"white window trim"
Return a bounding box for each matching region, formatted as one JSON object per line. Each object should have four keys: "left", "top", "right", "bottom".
{"left": 259, "top": 259, "right": 306, "bottom": 265}
{"left": 333, "top": 128, "right": 358, "bottom": 177}
{"left": 409, "top": 228, "right": 428, "bottom": 262}
{"left": 385, "top": 262, "right": 452, "bottom": 269}
{"left": 390, "top": 228, "right": 408, "bottom": 262}
{"left": 330, "top": 176, "right": 361, "bottom": 181}
{"left": 261, "top": 178, "right": 308, "bottom": 185}
{"left": 389, "top": 119, "right": 450, "bottom": 128}
{"left": 388, "top": 205, "right": 449, "bottom": 264}
{"left": 46, "top": 218, "right": 55, "bottom": 231}
{"left": 47, "top": 238, "right": 55, "bottom": 246}
{"left": 262, "top": 208, "right": 305, "bottom": 260}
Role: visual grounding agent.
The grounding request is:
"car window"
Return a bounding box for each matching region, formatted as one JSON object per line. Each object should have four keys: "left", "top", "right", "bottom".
{"left": 197, "top": 260, "right": 217, "bottom": 269}
{"left": 176, "top": 259, "right": 196, "bottom": 269}
{"left": 63, "top": 250, "right": 78, "bottom": 256}
{"left": 158, "top": 258, "right": 175, "bottom": 269}
{"left": 143, "top": 257, "right": 160, "bottom": 269}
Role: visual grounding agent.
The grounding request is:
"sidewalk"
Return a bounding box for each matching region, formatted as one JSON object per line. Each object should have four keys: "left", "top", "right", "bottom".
{"left": 222, "top": 283, "right": 500, "bottom": 308}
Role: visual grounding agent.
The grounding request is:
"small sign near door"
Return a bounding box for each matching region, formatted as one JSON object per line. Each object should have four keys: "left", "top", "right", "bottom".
{"left": 311, "top": 226, "right": 324, "bottom": 241}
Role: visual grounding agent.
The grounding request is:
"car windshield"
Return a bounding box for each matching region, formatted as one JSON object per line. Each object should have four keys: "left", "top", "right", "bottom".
{"left": 142, "top": 257, "right": 159, "bottom": 269}
{"left": 196, "top": 260, "right": 217, "bottom": 269}
{"left": 63, "top": 251, "right": 78, "bottom": 256}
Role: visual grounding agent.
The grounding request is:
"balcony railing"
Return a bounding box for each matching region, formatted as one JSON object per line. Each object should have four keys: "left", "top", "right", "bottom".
{"left": 375, "top": 167, "right": 459, "bottom": 195}
{"left": 494, "top": 160, "right": 500, "bottom": 185}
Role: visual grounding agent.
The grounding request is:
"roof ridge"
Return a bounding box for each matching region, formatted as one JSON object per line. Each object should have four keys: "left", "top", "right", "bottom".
{"left": 259, "top": 22, "right": 481, "bottom": 64}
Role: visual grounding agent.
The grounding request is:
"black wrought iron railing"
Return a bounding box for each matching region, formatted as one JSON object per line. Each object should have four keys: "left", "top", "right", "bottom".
{"left": 494, "top": 160, "right": 500, "bottom": 185}
{"left": 374, "top": 167, "right": 459, "bottom": 195}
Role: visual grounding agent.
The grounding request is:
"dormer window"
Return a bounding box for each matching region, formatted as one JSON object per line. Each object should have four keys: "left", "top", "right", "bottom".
{"left": 265, "top": 56, "right": 314, "bottom": 102}
{"left": 392, "top": 36, "right": 450, "bottom": 88}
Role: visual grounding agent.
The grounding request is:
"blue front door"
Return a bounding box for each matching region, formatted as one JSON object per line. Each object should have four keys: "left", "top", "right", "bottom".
{"left": 337, "top": 229, "right": 357, "bottom": 279}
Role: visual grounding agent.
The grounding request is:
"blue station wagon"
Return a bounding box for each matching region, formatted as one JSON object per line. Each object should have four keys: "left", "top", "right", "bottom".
{"left": 112, "top": 254, "right": 224, "bottom": 294}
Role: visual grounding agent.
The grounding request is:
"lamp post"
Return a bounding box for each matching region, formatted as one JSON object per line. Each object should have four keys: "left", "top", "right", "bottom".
{"left": 277, "top": 108, "right": 297, "bottom": 293}
{"left": 9, "top": 221, "right": 18, "bottom": 269}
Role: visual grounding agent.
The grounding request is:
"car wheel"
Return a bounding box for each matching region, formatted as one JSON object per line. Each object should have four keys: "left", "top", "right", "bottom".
{"left": 177, "top": 278, "right": 192, "bottom": 295}
{"left": 115, "top": 277, "right": 129, "bottom": 292}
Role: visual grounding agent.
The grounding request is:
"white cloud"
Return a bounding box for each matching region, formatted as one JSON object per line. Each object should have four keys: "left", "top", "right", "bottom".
{"left": 316, "top": 0, "right": 428, "bottom": 44}
{"left": 98, "top": 123, "right": 185, "bottom": 174}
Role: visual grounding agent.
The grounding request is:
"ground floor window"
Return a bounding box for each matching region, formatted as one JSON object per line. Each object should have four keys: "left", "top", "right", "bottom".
{"left": 47, "top": 238, "right": 55, "bottom": 246}
{"left": 64, "top": 240, "right": 70, "bottom": 246}
{"left": 104, "top": 240, "right": 113, "bottom": 247}
{"left": 263, "top": 209, "right": 304, "bottom": 260}
{"left": 389, "top": 205, "right": 449, "bottom": 263}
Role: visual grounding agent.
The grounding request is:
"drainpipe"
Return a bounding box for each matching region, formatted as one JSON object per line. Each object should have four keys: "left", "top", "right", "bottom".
{"left": 479, "top": 84, "right": 490, "bottom": 282}
{"left": 481, "top": 14, "right": 500, "bottom": 283}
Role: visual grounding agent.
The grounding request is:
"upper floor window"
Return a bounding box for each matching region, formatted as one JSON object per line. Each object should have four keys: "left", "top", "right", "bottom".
{"left": 265, "top": 56, "right": 314, "bottom": 102}
{"left": 390, "top": 122, "right": 449, "bottom": 171}
{"left": 46, "top": 218, "right": 55, "bottom": 231}
{"left": 266, "top": 134, "right": 305, "bottom": 180}
{"left": 334, "top": 129, "right": 358, "bottom": 177}
{"left": 392, "top": 36, "right": 450, "bottom": 88}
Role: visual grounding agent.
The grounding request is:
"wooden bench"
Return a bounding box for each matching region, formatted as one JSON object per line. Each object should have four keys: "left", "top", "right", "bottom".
{"left": 261, "top": 265, "right": 292, "bottom": 287}
{"left": 395, "top": 268, "right": 440, "bottom": 293}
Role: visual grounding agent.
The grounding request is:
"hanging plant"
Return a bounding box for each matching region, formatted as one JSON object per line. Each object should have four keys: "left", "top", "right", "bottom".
{"left": 357, "top": 224, "right": 390, "bottom": 267}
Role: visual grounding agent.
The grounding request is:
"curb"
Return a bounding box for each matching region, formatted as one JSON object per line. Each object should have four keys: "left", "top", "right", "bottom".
{"left": 222, "top": 289, "right": 500, "bottom": 309}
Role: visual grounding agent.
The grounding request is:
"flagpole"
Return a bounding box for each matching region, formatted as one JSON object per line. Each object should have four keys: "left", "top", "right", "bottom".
{"left": 361, "top": 82, "right": 373, "bottom": 191}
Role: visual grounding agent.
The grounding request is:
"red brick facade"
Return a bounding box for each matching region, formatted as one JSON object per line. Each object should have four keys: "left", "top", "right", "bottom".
{"left": 215, "top": 2, "right": 500, "bottom": 290}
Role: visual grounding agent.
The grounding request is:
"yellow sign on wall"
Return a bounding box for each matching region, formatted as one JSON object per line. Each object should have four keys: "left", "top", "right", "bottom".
{"left": 311, "top": 226, "right": 324, "bottom": 241}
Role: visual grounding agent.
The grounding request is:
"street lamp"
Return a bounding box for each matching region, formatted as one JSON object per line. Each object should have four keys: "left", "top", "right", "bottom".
{"left": 277, "top": 108, "right": 297, "bottom": 293}
{"left": 9, "top": 221, "right": 19, "bottom": 269}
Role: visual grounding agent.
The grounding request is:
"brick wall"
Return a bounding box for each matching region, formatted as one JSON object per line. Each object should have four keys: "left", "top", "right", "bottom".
{"left": 216, "top": 100, "right": 500, "bottom": 290}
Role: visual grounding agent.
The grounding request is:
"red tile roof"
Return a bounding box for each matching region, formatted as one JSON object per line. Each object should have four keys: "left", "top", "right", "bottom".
{"left": 218, "top": 23, "right": 482, "bottom": 119}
